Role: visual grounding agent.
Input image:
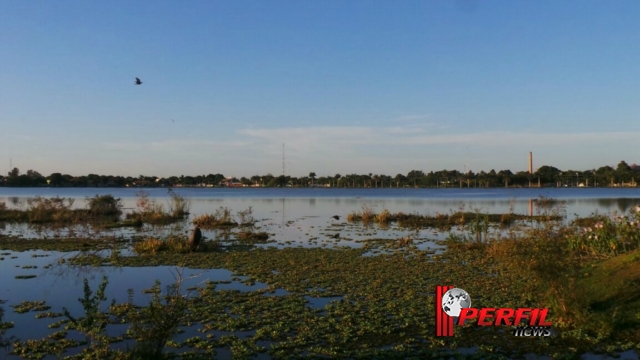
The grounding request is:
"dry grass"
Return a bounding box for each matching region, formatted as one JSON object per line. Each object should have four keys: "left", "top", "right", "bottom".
{"left": 193, "top": 207, "right": 257, "bottom": 229}
{"left": 361, "top": 205, "right": 374, "bottom": 224}
{"left": 374, "top": 209, "right": 391, "bottom": 225}
{"left": 132, "top": 236, "right": 217, "bottom": 254}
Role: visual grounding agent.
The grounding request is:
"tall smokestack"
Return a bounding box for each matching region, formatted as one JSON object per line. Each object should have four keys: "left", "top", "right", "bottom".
{"left": 529, "top": 152, "right": 533, "bottom": 174}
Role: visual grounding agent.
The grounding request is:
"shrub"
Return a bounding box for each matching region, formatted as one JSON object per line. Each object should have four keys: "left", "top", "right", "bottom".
{"left": 193, "top": 207, "right": 238, "bottom": 229}
{"left": 26, "top": 196, "right": 76, "bottom": 223}
{"left": 86, "top": 194, "right": 123, "bottom": 217}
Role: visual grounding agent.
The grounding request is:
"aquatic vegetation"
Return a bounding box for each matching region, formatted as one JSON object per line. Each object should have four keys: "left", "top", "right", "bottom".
{"left": 85, "top": 194, "right": 123, "bottom": 217}
{"left": 35, "top": 312, "right": 63, "bottom": 319}
{"left": 534, "top": 195, "right": 566, "bottom": 208}
{"left": 0, "top": 235, "right": 129, "bottom": 252}
{"left": 192, "top": 206, "right": 257, "bottom": 229}
{"left": 14, "top": 275, "right": 37, "bottom": 280}
{"left": 62, "top": 277, "right": 114, "bottom": 359}
{"left": 0, "top": 194, "right": 130, "bottom": 228}
{"left": 132, "top": 236, "right": 218, "bottom": 255}
{"left": 3, "top": 200, "right": 640, "bottom": 359}
{"left": 12, "top": 301, "right": 51, "bottom": 314}
{"left": 103, "top": 217, "right": 143, "bottom": 228}
{"left": 26, "top": 196, "right": 77, "bottom": 223}
{"left": 347, "top": 204, "right": 561, "bottom": 230}
{"left": 113, "top": 278, "right": 193, "bottom": 359}
{"left": 124, "top": 190, "right": 189, "bottom": 226}
{"left": 236, "top": 206, "right": 255, "bottom": 226}
{"left": 167, "top": 188, "right": 190, "bottom": 218}
{"left": 374, "top": 208, "right": 391, "bottom": 226}
{"left": 236, "top": 231, "right": 270, "bottom": 243}
{"left": 0, "top": 299, "right": 15, "bottom": 350}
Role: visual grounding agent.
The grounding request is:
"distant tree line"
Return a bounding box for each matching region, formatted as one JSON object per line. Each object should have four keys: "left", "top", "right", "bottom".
{"left": 1, "top": 161, "right": 639, "bottom": 188}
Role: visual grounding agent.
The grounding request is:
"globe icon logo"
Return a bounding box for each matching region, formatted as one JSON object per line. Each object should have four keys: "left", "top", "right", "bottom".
{"left": 442, "top": 288, "right": 471, "bottom": 317}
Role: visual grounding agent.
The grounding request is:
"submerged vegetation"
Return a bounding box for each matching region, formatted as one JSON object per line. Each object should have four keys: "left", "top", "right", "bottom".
{"left": 1, "top": 195, "right": 640, "bottom": 359}
{"left": 346, "top": 204, "right": 561, "bottom": 230}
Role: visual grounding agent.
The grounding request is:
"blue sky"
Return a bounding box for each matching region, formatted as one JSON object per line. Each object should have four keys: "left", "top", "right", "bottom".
{"left": 2, "top": 1, "right": 640, "bottom": 178}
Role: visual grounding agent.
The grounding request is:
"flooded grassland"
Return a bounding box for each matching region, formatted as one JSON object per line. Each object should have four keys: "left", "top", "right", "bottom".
{"left": 0, "top": 189, "right": 639, "bottom": 359}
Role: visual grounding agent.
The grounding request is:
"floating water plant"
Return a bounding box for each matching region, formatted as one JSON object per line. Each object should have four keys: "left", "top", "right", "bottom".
{"left": 12, "top": 301, "right": 50, "bottom": 313}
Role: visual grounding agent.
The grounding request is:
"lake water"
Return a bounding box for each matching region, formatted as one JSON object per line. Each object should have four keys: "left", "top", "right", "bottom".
{"left": 1, "top": 187, "right": 640, "bottom": 359}
{"left": 3, "top": 187, "right": 640, "bottom": 247}
{"left": 2, "top": 187, "right": 640, "bottom": 217}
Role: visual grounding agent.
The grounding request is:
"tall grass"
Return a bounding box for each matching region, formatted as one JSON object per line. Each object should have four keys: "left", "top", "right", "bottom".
{"left": 192, "top": 206, "right": 256, "bottom": 229}
{"left": 167, "top": 188, "right": 190, "bottom": 218}
{"left": 26, "top": 196, "right": 77, "bottom": 223}
{"left": 126, "top": 190, "right": 189, "bottom": 225}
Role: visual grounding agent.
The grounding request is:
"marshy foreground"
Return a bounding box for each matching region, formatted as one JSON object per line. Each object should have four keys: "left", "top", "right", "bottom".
{"left": 0, "top": 192, "right": 639, "bottom": 359}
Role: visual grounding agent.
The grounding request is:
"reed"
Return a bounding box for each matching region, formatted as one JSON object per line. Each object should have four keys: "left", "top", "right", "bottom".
{"left": 167, "top": 188, "right": 190, "bottom": 218}
{"left": 374, "top": 209, "right": 391, "bottom": 226}
{"left": 360, "top": 205, "right": 374, "bottom": 224}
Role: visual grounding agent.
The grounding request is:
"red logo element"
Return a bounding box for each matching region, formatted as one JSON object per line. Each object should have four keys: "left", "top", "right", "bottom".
{"left": 435, "top": 285, "right": 455, "bottom": 337}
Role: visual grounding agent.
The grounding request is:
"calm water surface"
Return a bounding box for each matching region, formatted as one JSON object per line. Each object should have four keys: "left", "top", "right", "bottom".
{"left": 1, "top": 188, "right": 640, "bottom": 359}
{"left": 2, "top": 187, "right": 640, "bottom": 219}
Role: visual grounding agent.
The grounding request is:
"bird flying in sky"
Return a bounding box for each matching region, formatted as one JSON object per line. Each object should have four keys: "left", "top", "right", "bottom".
{"left": 135, "top": 77, "right": 142, "bottom": 85}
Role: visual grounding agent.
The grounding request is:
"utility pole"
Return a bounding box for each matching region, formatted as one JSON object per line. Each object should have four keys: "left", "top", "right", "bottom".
{"left": 528, "top": 152, "right": 533, "bottom": 188}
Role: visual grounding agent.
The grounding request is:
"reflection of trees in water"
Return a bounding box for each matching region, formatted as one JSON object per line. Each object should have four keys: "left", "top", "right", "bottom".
{"left": 212, "top": 228, "right": 232, "bottom": 242}
{"left": 42, "top": 247, "right": 130, "bottom": 294}
{"left": 593, "top": 198, "right": 640, "bottom": 214}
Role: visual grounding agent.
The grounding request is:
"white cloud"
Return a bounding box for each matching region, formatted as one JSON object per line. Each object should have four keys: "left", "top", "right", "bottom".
{"left": 392, "top": 114, "right": 433, "bottom": 122}
{"left": 238, "top": 126, "right": 640, "bottom": 149}
{"left": 101, "top": 139, "right": 250, "bottom": 152}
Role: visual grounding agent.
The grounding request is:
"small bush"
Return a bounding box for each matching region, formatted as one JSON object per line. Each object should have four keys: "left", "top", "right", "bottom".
{"left": 193, "top": 207, "right": 239, "bottom": 229}
{"left": 86, "top": 194, "right": 123, "bottom": 217}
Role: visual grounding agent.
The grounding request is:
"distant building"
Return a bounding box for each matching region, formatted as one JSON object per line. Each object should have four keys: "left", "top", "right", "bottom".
{"left": 219, "top": 177, "right": 245, "bottom": 187}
